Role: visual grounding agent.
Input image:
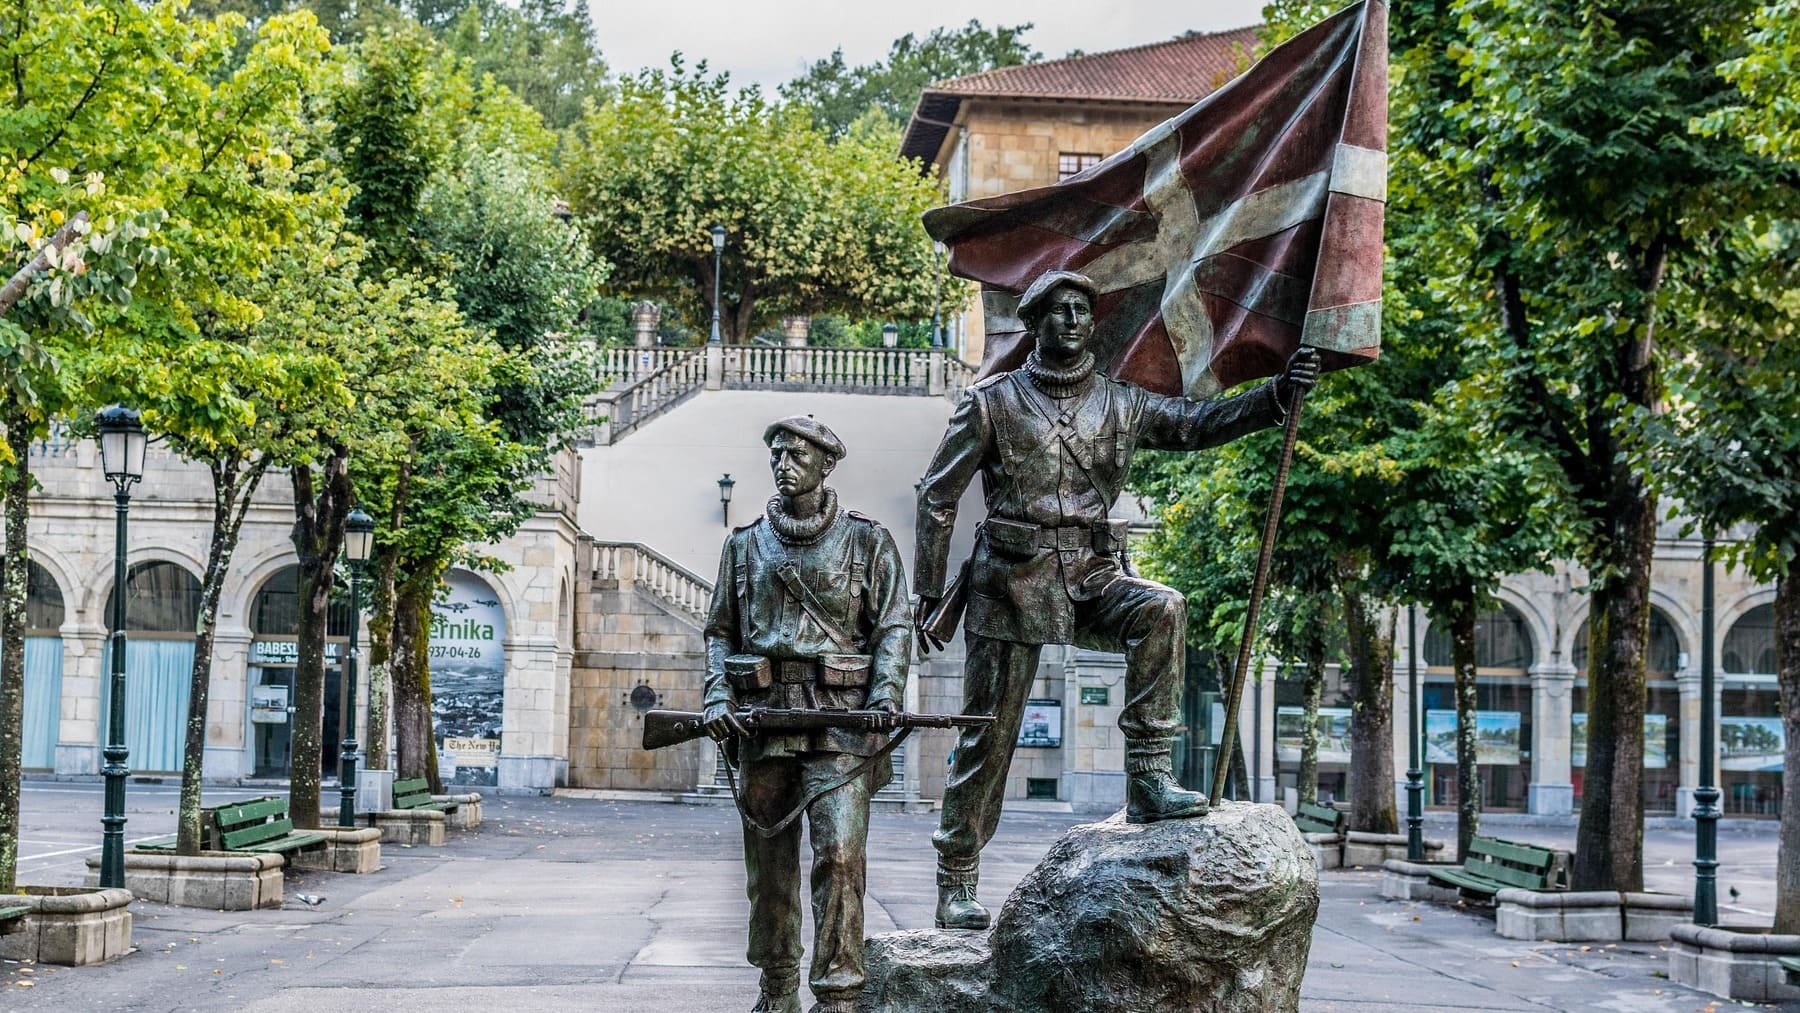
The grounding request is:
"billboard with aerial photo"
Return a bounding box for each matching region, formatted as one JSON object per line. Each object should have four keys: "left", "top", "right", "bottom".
{"left": 1424, "top": 709, "right": 1522, "bottom": 766}
{"left": 1720, "top": 716, "right": 1784, "bottom": 772}
{"left": 1571, "top": 712, "right": 1668, "bottom": 769}
{"left": 1276, "top": 706, "right": 1353, "bottom": 765}
{"left": 431, "top": 569, "right": 507, "bottom": 786}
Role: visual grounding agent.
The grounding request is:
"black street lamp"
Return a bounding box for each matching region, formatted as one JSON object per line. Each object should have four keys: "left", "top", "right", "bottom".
{"left": 95, "top": 405, "right": 147, "bottom": 889}
{"left": 1693, "top": 533, "right": 1721, "bottom": 924}
{"left": 1405, "top": 604, "right": 1425, "bottom": 861}
{"left": 709, "top": 225, "right": 727, "bottom": 344}
{"left": 717, "top": 473, "right": 735, "bottom": 528}
{"left": 338, "top": 506, "right": 375, "bottom": 828}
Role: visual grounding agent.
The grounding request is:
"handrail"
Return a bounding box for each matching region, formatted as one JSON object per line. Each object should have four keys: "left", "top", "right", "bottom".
{"left": 589, "top": 539, "right": 713, "bottom": 622}
{"left": 585, "top": 352, "right": 709, "bottom": 444}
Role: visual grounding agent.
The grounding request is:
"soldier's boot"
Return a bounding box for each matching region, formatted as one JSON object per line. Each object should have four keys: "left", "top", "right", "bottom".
{"left": 934, "top": 863, "right": 990, "bottom": 930}
{"left": 751, "top": 968, "right": 801, "bottom": 1013}
{"left": 1125, "top": 742, "right": 1209, "bottom": 824}
{"left": 808, "top": 996, "right": 858, "bottom": 1013}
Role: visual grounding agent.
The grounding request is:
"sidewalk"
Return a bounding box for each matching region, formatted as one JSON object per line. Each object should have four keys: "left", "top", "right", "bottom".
{"left": 7, "top": 786, "right": 1792, "bottom": 1011}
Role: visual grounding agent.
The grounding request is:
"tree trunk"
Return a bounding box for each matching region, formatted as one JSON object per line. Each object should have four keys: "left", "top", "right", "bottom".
{"left": 1298, "top": 637, "right": 1326, "bottom": 806}
{"left": 364, "top": 451, "right": 410, "bottom": 772}
{"left": 391, "top": 568, "right": 441, "bottom": 792}
{"left": 287, "top": 447, "right": 351, "bottom": 829}
{"left": 177, "top": 458, "right": 267, "bottom": 855}
{"left": 1446, "top": 585, "right": 1481, "bottom": 861}
{"left": 1343, "top": 580, "right": 1396, "bottom": 834}
{"left": 1570, "top": 488, "right": 1656, "bottom": 892}
{"left": 1772, "top": 559, "right": 1798, "bottom": 934}
{"left": 0, "top": 424, "right": 32, "bottom": 892}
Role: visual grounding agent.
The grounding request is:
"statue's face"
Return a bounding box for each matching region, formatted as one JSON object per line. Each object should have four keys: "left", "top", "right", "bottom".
{"left": 1032, "top": 286, "right": 1094, "bottom": 359}
{"left": 768, "top": 433, "right": 835, "bottom": 498}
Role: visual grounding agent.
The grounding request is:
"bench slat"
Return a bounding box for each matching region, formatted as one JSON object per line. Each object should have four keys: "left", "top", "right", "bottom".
{"left": 1775, "top": 955, "right": 1800, "bottom": 979}
{"left": 214, "top": 797, "right": 289, "bottom": 825}
{"left": 1463, "top": 858, "right": 1552, "bottom": 890}
{"left": 1468, "top": 836, "right": 1556, "bottom": 869}
{"left": 220, "top": 817, "right": 297, "bottom": 850}
{"left": 0, "top": 906, "right": 28, "bottom": 921}
{"left": 133, "top": 835, "right": 178, "bottom": 851}
{"left": 1427, "top": 868, "right": 1503, "bottom": 896}
{"left": 239, "top": 832, "right": 327, "bottom": 854}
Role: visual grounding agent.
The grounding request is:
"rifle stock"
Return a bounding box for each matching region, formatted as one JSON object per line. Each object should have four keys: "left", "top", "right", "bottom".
{"left": 642, "top": 707, "right": 994, "bottom": 751}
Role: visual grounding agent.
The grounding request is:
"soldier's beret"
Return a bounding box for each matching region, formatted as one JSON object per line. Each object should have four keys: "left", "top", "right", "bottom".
{"left": 1017, "top": 270, "right": 1098, "bottom": 323}
{"left": 762, "top": 415, "right": 846, "bottom": 459}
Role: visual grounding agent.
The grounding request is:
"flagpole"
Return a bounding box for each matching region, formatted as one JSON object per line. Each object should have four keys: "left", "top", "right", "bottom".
{"left": 1210, "top": 377, "right": 1308, "bottom": 806}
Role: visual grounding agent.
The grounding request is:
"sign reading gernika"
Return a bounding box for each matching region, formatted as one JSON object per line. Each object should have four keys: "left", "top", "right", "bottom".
{"left": 430, "top": 569, "right": 506, "bottom": 786}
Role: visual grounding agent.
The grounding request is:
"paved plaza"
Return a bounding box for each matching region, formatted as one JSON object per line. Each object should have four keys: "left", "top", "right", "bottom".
{"left": 6, "top": 780, "right": 1794, "bottom": 1011}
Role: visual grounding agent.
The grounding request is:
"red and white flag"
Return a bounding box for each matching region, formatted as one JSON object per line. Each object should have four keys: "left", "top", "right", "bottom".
{"left": 925, "top": 1, "right": 1387, "bottom": 398}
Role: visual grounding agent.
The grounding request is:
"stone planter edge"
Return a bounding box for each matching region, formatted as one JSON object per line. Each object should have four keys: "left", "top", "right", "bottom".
{"left": 83, "top": 850, "right": 283, "bottom": 910}
{"left": 1668, "top": 923, "right": 1800, "bottom": 1003}
{"left": 1378, "top": 858, "right": 1463, "bottom": 904}
{"left": 290, "top": 826, "right": 384, "bottom": 874}
{"left": 0, "top": 885, "right": 133, "bottom": 966}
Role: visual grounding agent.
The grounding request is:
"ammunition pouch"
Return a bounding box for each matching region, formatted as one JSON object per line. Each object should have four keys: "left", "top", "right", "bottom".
{"left": 818, "top": 653, "right": 872, "bottom": 688}
{"left": 981, "top": 518, "right": 1040, "bottom": 558}
{"left": 725, "top": 654, "right": 773, "bottom": 693}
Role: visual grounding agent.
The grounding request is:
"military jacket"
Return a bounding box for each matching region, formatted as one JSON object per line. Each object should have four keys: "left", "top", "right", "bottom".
{"left": 703, "top": 503, "right": 912, "bottom": 759}
{"left": 915, "top": 369, "right": 1284, "bottom": 644}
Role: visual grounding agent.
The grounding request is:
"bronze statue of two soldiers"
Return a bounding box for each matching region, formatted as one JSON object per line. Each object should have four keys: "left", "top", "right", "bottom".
{"left": 690, "top": 270, "right": 1318, "bottom": 1009}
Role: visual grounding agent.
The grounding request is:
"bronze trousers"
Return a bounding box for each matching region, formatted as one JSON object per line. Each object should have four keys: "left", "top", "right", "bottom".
{"left": 739, "top": 750, "right": 874, "bottom": 1002}
{"left": 933, "top": 574, "right": 1185, "bottom": 871}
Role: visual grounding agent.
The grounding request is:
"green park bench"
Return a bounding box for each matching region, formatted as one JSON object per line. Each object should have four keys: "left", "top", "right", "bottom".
{"left": 135, "top": 796, "right": 325, "bottom": 860}
{"left": 1293, "top": 801, "right": 1348, "bottom": 836}
{"left": 1778, "top": 955, "right": 1800, "bottom": 986}
{"left": 0, "top": 904, "right": 28, "bottom": 933}
{"left": 391, "top": 778, "right": 459, "bottom": 816}
{"left": 1425, "top": 835, "right": 1563, "bottom": 900}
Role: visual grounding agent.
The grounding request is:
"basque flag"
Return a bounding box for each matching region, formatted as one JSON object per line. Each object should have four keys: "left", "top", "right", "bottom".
{"left": 925, "top": 1, "right": 1387, "bottom": 399}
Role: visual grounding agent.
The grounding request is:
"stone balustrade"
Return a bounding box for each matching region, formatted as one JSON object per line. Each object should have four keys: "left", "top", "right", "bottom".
{"left": 590, "top": 539, "right": 713, "bottom": 622}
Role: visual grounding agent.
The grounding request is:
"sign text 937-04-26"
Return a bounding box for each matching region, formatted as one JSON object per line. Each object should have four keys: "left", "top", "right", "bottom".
{"left": 430, "top": 644, "right": 484, "bottom": 660}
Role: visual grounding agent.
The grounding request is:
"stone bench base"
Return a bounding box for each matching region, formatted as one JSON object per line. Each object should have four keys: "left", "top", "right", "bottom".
{"left": 1379, "top": 859, "right": 1464, "bottom": 903}
{"left": 369, "top": 808, "right": 446, "bottom": 846}
{"left": 1670, "top": 924, "right": 1800, "bottom": 1002}
{"left": 435, "top": 792, "right": 483, "bottom": 829}
{"left": 86, "top": 852, "right": 283, "bottom": 910}
{"left": 1343, "top": 831, "right": 1446, "bottom": 867}
{"left": 290, "top": 827, "right": 383, "bottom": 874}
{"left": 1494, "top": 889, "right": 1690, "bottom": 942}
{"left": 0, "top": 886, "right": 133, "bottom": 965}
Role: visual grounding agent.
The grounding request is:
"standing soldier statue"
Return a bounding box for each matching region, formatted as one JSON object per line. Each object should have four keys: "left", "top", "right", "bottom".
{"left": 913, "top": 270, "right": 1320, "bottom": 930}
{"left": 701, "top": 416, "right": 913, "bottom": 1013}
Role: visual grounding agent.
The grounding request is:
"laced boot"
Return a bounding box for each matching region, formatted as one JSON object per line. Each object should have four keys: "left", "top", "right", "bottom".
{"left": 1125, "top": 743, "right": 1209, "bottom": 824}
{"left": 751, "top": 969, "right": 801, "bottom": 1013}
{"left": 934, "top": 863, "right": 990, "bottom": 930}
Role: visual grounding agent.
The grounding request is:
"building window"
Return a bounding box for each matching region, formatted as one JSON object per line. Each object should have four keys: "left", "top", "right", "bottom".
{"left": 1420, "top": 604, "right": 1537, "bottom": 811}
{"left": 1058, "top": 152, "right": 1103, "bottom": 180}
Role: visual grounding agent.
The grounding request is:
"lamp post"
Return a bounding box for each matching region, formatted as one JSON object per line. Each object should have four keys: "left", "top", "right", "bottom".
{"left": 1406, "top": 604, "right": 1425, "bottom": 861}
{"left": 717, "top": 473, "right": 735, "bottom": 528}
{"left": 881, "top": 323, "right": 899, "bottom": 349}
{"left": 95, "top": 405, "right": 147, "bottom": 889}
{"left": 932, "top": 241, "right": 945, "bottom": 348}
{"left": 1693, "top": 533, "right": 1720, "bottom": 924}
{"left": 709, "top": 225, "right": 727, "bottom": 344}
{"left": 337, "top": 506, "right": 375, "bottom": 828}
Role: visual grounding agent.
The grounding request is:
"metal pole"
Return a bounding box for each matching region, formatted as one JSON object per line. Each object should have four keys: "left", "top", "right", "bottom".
{"left": 100, "top": 489, "right": 131, "bottom": 888}
{"left": 338, "top": 564, "right": 363, "bottom": 828}
{"left": 709, "top": 245, "right": 723, "bottom": 344}
{"left": 1693, "top": 533, "right": 1720, "bottom": 924}
{"left": 1406, "top": 604, "right": 1424, "bottom": 861}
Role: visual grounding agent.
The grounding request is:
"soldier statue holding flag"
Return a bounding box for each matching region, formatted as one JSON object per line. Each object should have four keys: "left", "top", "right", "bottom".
{"left": 912, "top": 0, "right": 1388, "bottom": 932}
{"left": 913, "top": 271, "right": 1319, "bottom": 929}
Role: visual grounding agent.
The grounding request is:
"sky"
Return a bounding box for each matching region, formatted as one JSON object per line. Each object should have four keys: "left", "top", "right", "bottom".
{"left": 586, "top": 0, "right": 1271, "bottom": 93}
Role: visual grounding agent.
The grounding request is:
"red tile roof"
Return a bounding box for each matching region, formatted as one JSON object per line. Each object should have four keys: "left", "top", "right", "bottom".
{"left": 900, "top": 26, "right": 1261, "bottom": 164}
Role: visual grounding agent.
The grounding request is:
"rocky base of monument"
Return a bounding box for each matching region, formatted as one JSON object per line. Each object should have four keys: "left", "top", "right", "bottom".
{"left": 862, "top": 802, "right": 1319, "bottom": 1013}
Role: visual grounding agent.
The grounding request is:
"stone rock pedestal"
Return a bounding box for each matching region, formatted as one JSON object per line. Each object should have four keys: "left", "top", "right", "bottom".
{"left": 85, "top": 852, "right": 282, "bottom": 910}
{"left": 1669, "top": 924, "right": 1800, "bottom": 1003}
{"left": 290, "top": 827, "right": 384, "bottom": 874}
{"left": 0, "top": 886, "right": 133, "bottom": 965}
{"left": 862, "top": 802, "right": 1319, "bottom": 1013}
{"left": 368, "top": 808, "right": 446, "bottom": 845}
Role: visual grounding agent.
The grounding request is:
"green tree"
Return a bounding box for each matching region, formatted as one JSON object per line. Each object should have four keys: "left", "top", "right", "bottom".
{"left": 440, "top": 0, "right": 606, "bottom": 131}
{"left": 563, "top": 60, "right": 940, "bottom": 343}
{"left": 781, "top": 20, "right": 1040, "bottom": 138}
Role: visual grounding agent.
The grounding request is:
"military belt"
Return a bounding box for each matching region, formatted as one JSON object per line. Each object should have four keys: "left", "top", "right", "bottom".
{"left": 775, "top": 660, "right": 816, "bottom": 684}
{"left": 1036, "top": 524, "right": 1092, "bottom": 551}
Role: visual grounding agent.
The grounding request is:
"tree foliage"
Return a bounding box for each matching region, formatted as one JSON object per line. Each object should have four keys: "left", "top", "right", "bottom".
{"left": 563, "top": 60, "right": 941, "bottom": 343}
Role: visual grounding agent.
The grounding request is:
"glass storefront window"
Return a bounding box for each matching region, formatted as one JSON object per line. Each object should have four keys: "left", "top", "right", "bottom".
{"left": 1722, "top": 606, "right": 1781, "bottom": 817}
{"left": 1419, "top": 604, "right": 1535, "bottom": 811}
{"left": 249, "top": 567, "right": 349, "bottom": 779}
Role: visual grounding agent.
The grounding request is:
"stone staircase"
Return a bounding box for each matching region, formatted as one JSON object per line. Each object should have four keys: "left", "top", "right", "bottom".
{"left": 583, "top": 345, "right": 978, "bottom": 446}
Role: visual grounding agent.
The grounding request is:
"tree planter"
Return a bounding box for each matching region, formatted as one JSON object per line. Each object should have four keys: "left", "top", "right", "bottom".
{"left": 290, "top": 827, "right": 383, "bottom": 874}
{"left": 84, "top": 852, "right": 282, "bottom": 910}
{"left": 1303, "top": 832, "right": 1342, "bottom": 870}
{"left": 1343, "top": 831, "right": 1446, "bottom": 867}
{"left": 1669, "top": 924, "right": 1800, "bottom": 1003}
{"left": 367, "top": 808, "right": 446, "bottom": 846}
{"left": 435, "top": 792, "right": 482, "bottom": 829}
{"left": 1379, "top": 859, "right": 1463, "bottom": 903}
{"left": 0, "top": 886, "right": 133, "bottom": 965}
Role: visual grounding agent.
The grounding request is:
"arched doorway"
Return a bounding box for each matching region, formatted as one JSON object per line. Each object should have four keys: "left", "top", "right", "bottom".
{"left": 1571, "top": 608, "right": 1681, "bottom": 812}
{"left": 430, "top": 569, "right": 507, "bottom": 786}
{"left": 1721, "top": 604, "right": 1781, "bottom": 816}
{"left": 14, "top": 561, "right": 66, "bottom": 770}
{"left": 102, "top": 561, "right": 201, "bottom": 774}
{"left": 248, "top": 566, "right": 352, "bottom": 779}
{"left": 1422, "top": 603, "right": 1536, "bottom": 810}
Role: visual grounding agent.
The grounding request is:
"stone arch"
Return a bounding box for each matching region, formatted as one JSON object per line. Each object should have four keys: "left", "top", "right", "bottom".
{"left": 1421, "top": 599, "right": 1536, "bottom": 670}
{"left": 76, "top": 543, "right": 207, "bottom": 624}
{"left": 22, "top": 543, "right": 79, "bottom": 632}
{"left": 1569, "top": 602, "right": 1685, "bottom": 676}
